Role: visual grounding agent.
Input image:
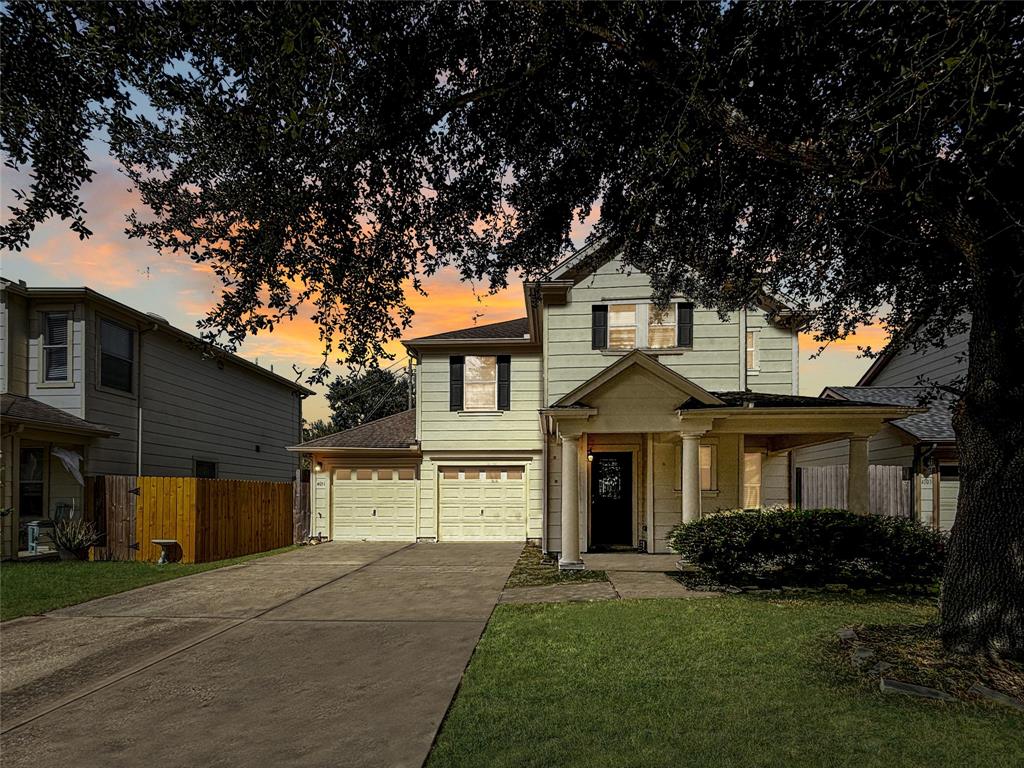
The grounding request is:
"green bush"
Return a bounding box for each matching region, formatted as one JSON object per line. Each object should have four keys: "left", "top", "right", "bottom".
{"left": 666, "top": 507, "right": 945, "bottom": 587}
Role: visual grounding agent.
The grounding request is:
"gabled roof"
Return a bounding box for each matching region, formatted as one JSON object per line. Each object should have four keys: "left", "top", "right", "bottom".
{"left": 552, "top": 350, "right": 725, "bottom": 408}
{"left": 823, "top": 386, "right": 955, "bottom": 442}
{"left": 407, "top": 317, "right": 529, "bottom": 342}
{"left": 289, "top": 409, "right": 417, "bottom": 451}
{"left": 1, "top": 393, "right": 118, "bottom": 437}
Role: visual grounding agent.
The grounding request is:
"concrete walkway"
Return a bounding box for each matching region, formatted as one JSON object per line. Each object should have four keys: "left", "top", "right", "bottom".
{"left": 1, "top": 541, "right": 522, "bottom": 768}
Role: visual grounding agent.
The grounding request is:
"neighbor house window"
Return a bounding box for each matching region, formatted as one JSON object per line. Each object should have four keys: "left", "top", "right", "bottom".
{"left": 699, "top": 445, "right": 717, "bottom": 491}
{"left": 194, "top": 460, "right": 218, "bottom": 479}
{"left": 743, "top": 452, "right": 762, "bottom": 508}
{"left": 746, "top": 329, "right": 760, "bottom": 372}
{"left": 100, "top": 319, "right": 134, "bottom": 392}
{"left": 648, "top": 306, "right": 676, "bottom": 349}
{"left": 42, "top": 312, "right": 70, "bottom": 382}
{"left": 608, "top": 304, "right": 637, "bottom": 350}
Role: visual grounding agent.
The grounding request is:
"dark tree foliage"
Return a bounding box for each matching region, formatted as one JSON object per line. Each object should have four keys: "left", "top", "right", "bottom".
{"left": 301, "top": 419, "right": 336, "bottom": 444}
{"left": 2, "top": 2, "right": 1021, "bottom": 655}
{"left": 325, "top": 366, "right": 412, "bottom": 432}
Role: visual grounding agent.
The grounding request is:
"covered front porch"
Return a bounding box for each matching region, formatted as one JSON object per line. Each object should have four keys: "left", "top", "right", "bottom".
{"left": 541, "top": 351, "right": 920, "bottom": 569}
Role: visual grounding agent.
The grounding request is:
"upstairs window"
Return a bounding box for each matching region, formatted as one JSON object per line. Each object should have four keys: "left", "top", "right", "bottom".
{"left": 608, "top": 304, "right": 637, "bottom": 350}
{"left": 464, "top": 355, "right": 497, "bottom": 410}
{"left": 100, "top": 319, "right": 134, "bottom": 392}
{"left": 648, "top": 307, "right": 676, "bottom": 349}
{"left": 746, "top": 329, "right": 760, "bottom": 372}
{"left": 42, "top": 312, "right": 70, "bottom": 382}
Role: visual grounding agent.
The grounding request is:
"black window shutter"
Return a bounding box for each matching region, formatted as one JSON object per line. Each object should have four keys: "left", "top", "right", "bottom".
{"left": 592, "top": 306, "right": 608, "bottom": 349}
{"left": 677, "top": 303, "right": 694, "bottom": 347}
{"left": 449, "top": 356, "right": 464, "bottom": 411}
{"left": 497, "top": 356, "right": 511, "bottom": 410}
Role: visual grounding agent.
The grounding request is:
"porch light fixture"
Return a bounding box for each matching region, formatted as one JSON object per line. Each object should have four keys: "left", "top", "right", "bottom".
{"left": 587, "top": 449, "right": 594, "bottom": 462}
{"left": 314, "top": 461, "right": 323, "bottom": 472}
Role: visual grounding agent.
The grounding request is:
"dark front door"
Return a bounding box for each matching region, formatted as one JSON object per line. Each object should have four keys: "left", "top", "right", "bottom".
{"left": 590, "top": 452, "right": 633, "bottom": 550}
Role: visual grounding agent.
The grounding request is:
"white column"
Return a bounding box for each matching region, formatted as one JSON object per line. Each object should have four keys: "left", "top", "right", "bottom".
{"left": 681, "top": 432, "right": 702, "bottom": 524}
{"left": 559, "top": 433, "right": 584, "bottom": 570}
{"left": 848, "top": 435, "right": 870, "bottom": 515}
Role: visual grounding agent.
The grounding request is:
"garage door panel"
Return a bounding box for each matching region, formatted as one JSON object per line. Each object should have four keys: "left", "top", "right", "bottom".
{"left": 333, "top": 474, "right": 417, "bottom": 541}
{"left": 439, "top": 466, "right": 526, "bottom": 542}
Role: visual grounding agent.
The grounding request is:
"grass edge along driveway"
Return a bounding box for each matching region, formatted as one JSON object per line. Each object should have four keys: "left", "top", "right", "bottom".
{"left": 0, "top": 546, "right": 297, "bottom": 621}
{"left": 427, "top": 595, "right": 1023, "bottom": 768}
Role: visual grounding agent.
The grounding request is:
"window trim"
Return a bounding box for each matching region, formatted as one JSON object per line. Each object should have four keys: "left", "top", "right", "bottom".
{"left": 593, "top": 298, "right": 695, "bottom": 354}
{"left": 38, "top": 308, "right": 75, "bottom": 388}
{"left": 97, "top": 315, "right": 136, "bottom": 396}
{"left": 462, "top": 354, "right": 498, "bottom": 411}
{"left": 746, "top": 329, "right": 761, "bottom": 374}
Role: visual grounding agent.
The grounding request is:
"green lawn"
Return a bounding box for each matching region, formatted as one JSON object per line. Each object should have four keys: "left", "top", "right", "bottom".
{"left": 428, "top": 595, "right": 1023, "bottom": 768}
{"left": 505, "top": 542, "right": 607, "bottom": 589}
{"left": 0, "top": 546, "right": 296, "bottom": 621}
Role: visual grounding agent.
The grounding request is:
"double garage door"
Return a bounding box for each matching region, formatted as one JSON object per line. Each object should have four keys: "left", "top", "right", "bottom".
{"left": 331, "top": 465, "right": 526, "bottom": 541}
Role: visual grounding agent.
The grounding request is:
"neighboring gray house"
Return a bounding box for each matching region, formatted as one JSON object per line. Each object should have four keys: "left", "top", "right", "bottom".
{"left": 291, "top": 247, "right": 916, "bottom": 567}
{"left": 793, "top": 326, "right": 967, "bottom": 531}
{"left": 1, "top": 278, "right": 312, "bottom": 559}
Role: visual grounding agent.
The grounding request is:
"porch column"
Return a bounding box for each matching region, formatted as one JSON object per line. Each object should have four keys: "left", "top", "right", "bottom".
{"left": 847, "top": 435, "right": 870, "bottom": 515}
{"left": 559, "top": 432, "right": 584, "bottom": 570}
{"left": 680, "top": 432, "right": 702, "bottom": 524}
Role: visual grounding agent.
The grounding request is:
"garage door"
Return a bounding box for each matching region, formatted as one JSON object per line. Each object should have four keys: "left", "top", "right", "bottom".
{"left": 332, "top": 467, "right": 417, "bottom": 541}
{"left": 439, "top": 466, "right": 526, "bottom": 541}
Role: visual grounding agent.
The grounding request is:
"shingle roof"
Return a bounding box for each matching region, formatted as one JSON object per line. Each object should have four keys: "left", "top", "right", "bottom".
{"left": 1, "top": 393, "right": 118, "bottom": 436}
{"left": 678, "top": 391, "right": 905, "bottom": 410}
{"left": 825, "top": 386, "right": 955, "bottom": 442}
{"left": 408, "top": 317, "right": 529, "bottom": 342}
{"left": 292, "top": 409, "right": 417, "bottom": 450}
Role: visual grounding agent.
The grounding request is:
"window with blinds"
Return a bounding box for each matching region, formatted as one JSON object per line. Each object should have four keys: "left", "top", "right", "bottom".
{"left": 42, "top": 312, "right": 70, "bottom": 382}
{"left": 743, "top": 452, "right": 763, "bottom": 508}
{"left": 100, "top": 318, "right": 134, "bottom": 392}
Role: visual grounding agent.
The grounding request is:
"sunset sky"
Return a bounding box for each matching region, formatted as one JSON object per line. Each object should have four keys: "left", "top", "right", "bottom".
{"left": 2, "top": 151, "right": 887, "bottom": 423}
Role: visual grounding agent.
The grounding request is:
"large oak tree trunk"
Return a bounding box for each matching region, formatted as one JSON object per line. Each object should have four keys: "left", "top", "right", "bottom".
{"left": 940, "top": 256, "right": 1024, "bottom": 659}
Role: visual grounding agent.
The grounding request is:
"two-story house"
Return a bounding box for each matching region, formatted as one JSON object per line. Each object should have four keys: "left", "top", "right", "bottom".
{"left": 793, "top": 322, "right": 967, "bottom": 531}
{"left": 1, "top": 278, "right": 312, "bottom": 559}
{"left": 291, "top": 249, "right": 916, "bottom": 568}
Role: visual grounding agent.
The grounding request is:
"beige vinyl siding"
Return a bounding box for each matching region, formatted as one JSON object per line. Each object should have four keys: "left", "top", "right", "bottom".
{"left": 136, "top": 332, "right": 300, "bottom": 481}
{"left": 417, "top": 351, "right": 544, "bottom": 452}
{"left": 27, "top": 302, "right": 85, "bottom": 418}
{"left": 793, "top": 426, "right": 914, "bottom": 470}
{"left": 870, "top": 327, "right": 969, "bottom": 387}
{"left": 761, "top": 453, "right": 791, "bottom": 507}
{"left": 543, "top": 255, "right": 796, "bottom": 402}
{"left": 744, "top": 310, "right": 798, "bottom": 395}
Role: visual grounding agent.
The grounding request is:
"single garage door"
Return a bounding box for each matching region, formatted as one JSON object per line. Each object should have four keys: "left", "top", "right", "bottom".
{"left": 333, "top": 467, "right": 417, "bottom": 541}
{"left": 439, "top": 466, "right": 526, "bottom": 541}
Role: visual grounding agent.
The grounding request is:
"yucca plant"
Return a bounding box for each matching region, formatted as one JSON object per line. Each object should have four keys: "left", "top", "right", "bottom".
{"left": 51, "top": 518, "right": 101, "bottom": 560}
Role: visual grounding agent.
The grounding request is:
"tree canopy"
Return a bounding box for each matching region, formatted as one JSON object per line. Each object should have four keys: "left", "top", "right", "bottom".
{"left": 2, "top": 1, "right": 1022, "bottom": 655}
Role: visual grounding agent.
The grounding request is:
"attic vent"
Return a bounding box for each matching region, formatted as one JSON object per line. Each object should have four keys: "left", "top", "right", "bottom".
{"left": 145, "top": 312, "right": 168, "bottom": 323}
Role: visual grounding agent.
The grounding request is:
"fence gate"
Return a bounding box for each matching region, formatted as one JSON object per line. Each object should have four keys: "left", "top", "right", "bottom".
{"left": 88, "top": 475, "right": 138, "bottom": 561}
{"left": 798, "top": 465, "right": 913, "bottom": 518}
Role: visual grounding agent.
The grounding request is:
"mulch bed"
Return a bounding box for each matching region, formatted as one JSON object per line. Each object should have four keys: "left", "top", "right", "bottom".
{"left": 846, "top": 622, "right": 1024, "bottom": 703}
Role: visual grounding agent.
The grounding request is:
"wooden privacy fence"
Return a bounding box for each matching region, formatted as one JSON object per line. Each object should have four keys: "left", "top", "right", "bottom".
{"left": 796, "top": 464, "right": 913, "bottom": 518}
{"left": 136, "top": 477, "right": 293, "bottom": 563}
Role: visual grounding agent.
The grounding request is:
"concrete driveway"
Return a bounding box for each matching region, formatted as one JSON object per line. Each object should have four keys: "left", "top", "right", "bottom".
{"left": 0, "top": 541, "right": 522, "bottom": 768}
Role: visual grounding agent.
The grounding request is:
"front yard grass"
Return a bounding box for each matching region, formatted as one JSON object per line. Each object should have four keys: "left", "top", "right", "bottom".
{"left": 505, "top": 542, "right": 607, "bottom": 589}
{"left": 0, "top": 545, "right": 297, "bottom": 621}
{"left": 428, "top": 594, "right": 1023, "bottom": 768}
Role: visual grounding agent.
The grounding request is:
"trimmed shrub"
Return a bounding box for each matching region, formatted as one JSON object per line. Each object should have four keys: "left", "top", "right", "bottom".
{"left": 666, "top": 508, "right": 945, "bottom": 587}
